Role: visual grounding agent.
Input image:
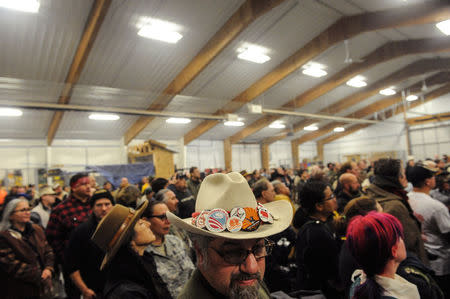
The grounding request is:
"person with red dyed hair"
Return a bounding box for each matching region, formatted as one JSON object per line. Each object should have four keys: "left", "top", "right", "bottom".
{"left": 347, "top": 212, "right": 420, "bottom": 299}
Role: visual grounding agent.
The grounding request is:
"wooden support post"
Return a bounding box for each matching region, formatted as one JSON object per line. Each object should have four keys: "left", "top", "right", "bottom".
{"left": 317, "top": 142, "right": 324, "bottom": 162}
{"left": 291, "top": 141, "right": 299, "bottom": 169}
{"left": 224, "top": 138, "right": 232, "bottom": 171}
{"left": 261, "top": 143, "right": 270, "bottom": 170}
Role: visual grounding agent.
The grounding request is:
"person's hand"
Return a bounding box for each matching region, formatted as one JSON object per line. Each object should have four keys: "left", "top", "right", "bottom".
{"left": 82, "top": 288, "right": 96, "bottom": 299}
{"left": 41, "top": 268, "right": 52, "bottom": 280}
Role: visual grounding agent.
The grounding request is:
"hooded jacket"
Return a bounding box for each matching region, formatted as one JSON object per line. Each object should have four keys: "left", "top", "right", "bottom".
{"left": 366, "top": 182, "right": 428, "bottom": 265}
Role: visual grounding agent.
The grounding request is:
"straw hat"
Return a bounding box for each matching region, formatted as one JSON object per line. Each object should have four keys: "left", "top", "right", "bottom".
{"left": 40, "top": 186, "right": 56, "bottom": 196}
{"left": 91, "top": 201, "right": 148, "bottom": 270}
{"left": 167, "top": 172, "right": 293, "bottom": 239}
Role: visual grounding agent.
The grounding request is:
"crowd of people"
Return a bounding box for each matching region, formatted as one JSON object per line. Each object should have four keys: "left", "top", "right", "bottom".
{"left": 0, "top": 155, "right": 448, "bottom": 299}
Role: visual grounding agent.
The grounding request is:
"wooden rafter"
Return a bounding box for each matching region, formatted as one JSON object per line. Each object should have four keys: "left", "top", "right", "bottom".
{"left": 46, "top": 0, "right": 112, "bottom": 145}
{"left": 407, "top": 112, "right": 450, "bottom": 126}
{"left": 122, "top": 0, "right": 286, "bottom": 145}
{"left": 183, "top": 2, "right": 450, "bottom": 145}
{"left": 292, "top": 72, "right": 450, "bottom": 145}
{"left": 318, "top": 82, "right": 450, "bottom": 144}
{"left": 263, "top": 57, "right": 450, "bottom": 144}
{"left": 230, "top": 37, "right": 450, "bottom": 144}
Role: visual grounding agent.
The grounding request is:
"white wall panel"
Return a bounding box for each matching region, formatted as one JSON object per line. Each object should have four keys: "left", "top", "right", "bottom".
{"left": 232, "top": 144, "right": 261, "bottom": 171}
{"left": 87, "top": 148, "right": 123, "bottom": 166}
{"left": 185, "top": 140, "right": 225, "bottom": 170}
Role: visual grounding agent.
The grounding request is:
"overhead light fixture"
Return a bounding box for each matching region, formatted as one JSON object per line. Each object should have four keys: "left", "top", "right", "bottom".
{"left": 237, "top": 44, "right": 271, "bottom": 64}
{"left": 302, "top": 62, "right": 327, "bottom": 78}
{"left": 304, "top": 125, "right": 319, "bottom": 131}
{"left": 436, "top": 19, "right": 450, "bottom": 36}
{"left": 0, "top": 107, "right": 23, "bottom": 117}
{"left": 138, "top": 19, "right": 183, "bottom": 44}
{"left": 346, "top": 75, "right": 367, "bottom": 88}
{"left": 89, "top": 113, "right": 120, "bottom": 121}
{"left": 379, "top": 87, "right": 396, "bottom": 96}
{"left": 269, "top": 121, "right": 285, "bottom": 129}
{"left": 333, "top": 127, "right": 345, "bottom": 132}
{"left": 406, "top": 94, "right": 418, "bottom": 102}
{"left": 0, "top": 0, "right": 39, "bottom": 13}
{"left": 224, "top": 121, "right": 245, "bottom": 127}
{"left": 166, "top": 117, "right": 191, "bottom": 124}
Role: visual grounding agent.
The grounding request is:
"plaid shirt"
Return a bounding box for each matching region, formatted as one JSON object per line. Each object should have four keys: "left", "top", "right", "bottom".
{"left": 45, "top": 195, "right": 91, "bottom": 264}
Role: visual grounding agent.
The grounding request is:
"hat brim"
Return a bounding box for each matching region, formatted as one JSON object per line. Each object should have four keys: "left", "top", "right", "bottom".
{"left": 167, "top": 200, "right": 292, "bottom": 239}
{"left": 98, "top": 201, "right": 148, "bottom": 270}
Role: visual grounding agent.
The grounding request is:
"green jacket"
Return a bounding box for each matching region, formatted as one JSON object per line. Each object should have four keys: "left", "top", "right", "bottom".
{"left": 178, "top": 269, "right": 271, "bottom": 299}
{"left": 366, "top": 183, "right": 428, "bottom": 265}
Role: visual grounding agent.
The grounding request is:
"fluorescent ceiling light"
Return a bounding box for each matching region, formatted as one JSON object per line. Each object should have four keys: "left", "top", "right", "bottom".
{"left": 406, "top": 94, "right": 418, "bottom": 102}
{"left": 0, "top": 108, "right": 22, "bottom": 117}
{"left": 379, "top": 87, "right": 396, "bottom": 96}
{"left": 237, "top": 45, "right": 271, "bottom": 64}
{"left": 224, "top": 121, "right": 245, "bottom": 127}
{"left": 304, "top": 125, "right": 318, "bottom": 131}
{"left": 166, "top": 117, "right": 191, "bottom": 124}
{"left": 0, "top": 0, "right": 39, "bottom": 13}
{"left": 138, "top": 19, "right": 183, "bottom": 44}
{"left": 89, "top": 113, "right": 120, "bottom": 121}
{"left": 436, "top": 19, "right": 450, "bottom": 36}
{"left": 346, "top": 76, "right": 367, "bottom": 88}
{"left": 302, "top": 63, "right": 327, "bottom": 78}
{"left": 333, "top": 127, "right": 345, "bottom": 132}
{"left": 269, "top": 121, "right": 285, "bottom": 129}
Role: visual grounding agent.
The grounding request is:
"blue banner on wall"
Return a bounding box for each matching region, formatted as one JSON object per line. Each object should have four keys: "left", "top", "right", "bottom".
{"left": 86, "top": 163, "right": 154, "bottom": 188}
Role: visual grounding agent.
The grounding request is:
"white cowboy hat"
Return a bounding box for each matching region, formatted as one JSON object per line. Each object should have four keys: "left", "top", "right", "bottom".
{"left": 167, "top": 172, "right": 293, "bottom": 239}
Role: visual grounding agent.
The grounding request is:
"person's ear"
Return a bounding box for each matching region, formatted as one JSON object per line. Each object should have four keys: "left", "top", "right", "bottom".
{"left": 391, "top": 242, "right": 399, "bottom": 259}
{"left": 315, "top": 202, "right": 324, "bottom": 212}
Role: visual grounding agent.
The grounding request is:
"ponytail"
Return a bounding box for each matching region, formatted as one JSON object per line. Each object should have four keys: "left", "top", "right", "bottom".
{"left": 353, "top": 275, "right": 383, "bottom": 299}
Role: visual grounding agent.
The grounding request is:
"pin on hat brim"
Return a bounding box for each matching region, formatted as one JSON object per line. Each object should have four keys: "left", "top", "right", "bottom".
{"left": 166, "top": 199, "right": 292, "bottom": 239}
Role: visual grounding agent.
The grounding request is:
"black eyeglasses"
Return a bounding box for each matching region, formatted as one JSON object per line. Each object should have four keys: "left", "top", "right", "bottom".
{"left": 210, "top": 239, "right": 274, "bottom": 265}
{"left": 149, "top": 214, "right": 168, "bottom": 221}
{"left": 323, "top": 193, "right": 335, "bottom": 202}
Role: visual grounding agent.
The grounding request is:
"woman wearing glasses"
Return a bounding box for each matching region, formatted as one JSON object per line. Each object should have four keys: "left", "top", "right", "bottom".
{"left": 0, "top": 198, "right": 54, "bottom": 299}
{"left": 143, "top": 200, "right": 195, "bottom": 298}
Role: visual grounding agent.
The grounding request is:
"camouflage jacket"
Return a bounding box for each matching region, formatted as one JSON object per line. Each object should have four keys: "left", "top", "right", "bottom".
{"left": 145, "top": 234, "right": 195, "bottom": 298}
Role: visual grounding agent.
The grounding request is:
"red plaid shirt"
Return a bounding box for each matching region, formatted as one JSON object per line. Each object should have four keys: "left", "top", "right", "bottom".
{"left": 45, "top": 195, "right": 91, "bottom": 264}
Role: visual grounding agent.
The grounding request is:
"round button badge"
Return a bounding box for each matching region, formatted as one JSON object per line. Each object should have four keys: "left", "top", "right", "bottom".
{"left": 205, "top": 208, "right": 228, "bottom": 232}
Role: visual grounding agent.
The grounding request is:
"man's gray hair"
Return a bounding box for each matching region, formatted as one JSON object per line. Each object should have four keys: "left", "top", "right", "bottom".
{"left": 188, "top": 232, "right": 214, "bottom": 266}
{"left": 154, "top": 189, "right": 170, "bottom": 203}
{"left": 271, "top": 180, "right": 283, "bottom": 193}
{"left": 252, "top": 178, "right": 269, "bottom": 199}
{"left": 0, "top": 198, "right": 28, "bottom": 231}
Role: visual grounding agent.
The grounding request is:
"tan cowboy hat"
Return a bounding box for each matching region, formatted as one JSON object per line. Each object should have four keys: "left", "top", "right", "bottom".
{"left": 91, "top": 201, "right": 148, "bottom": 270}
{"left": 167, "top": 172, "right": 293, "bottom": 239}
{"left": 40, "top": 186, "right": 56, "bottom": 196}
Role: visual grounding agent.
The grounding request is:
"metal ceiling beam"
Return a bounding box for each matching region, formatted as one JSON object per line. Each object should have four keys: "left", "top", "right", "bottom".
{"left": 122, "top": 0, "right": 286, "bottom": 145}
{"left": 229, "top": 37, "right": 450, "bottom": 144}
{"left": 317, "top": 81, "right": 450, "bottom": 144}
{"left": 291, "top": 72, "right": 450, "bottom": 145}
{"left": 0, "top": 101, "right": 226, "bottom": 120}
{"left": 262, "top": 58, "right": 450, "bottom": 144}
{"left": 261, "top": 108, "right": 379, "bottom": 124}
{"left": 183, "top": 1, "right": 450, "bottom": 145}
{"left": 46, "top": 0, "right": 111, "bottom": 145}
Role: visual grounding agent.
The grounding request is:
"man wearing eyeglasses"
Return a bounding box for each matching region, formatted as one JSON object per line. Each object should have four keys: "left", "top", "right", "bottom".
{"left": 167, "top": 172, "right": 293, "bottom": 299}
{"left": 143, "top": 201, "right": 195, "bottom": 298}
{"left": 293, "top": 179, "right": 342, "bottom": 298}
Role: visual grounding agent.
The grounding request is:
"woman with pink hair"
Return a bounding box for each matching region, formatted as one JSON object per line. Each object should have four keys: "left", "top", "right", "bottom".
{"left": 347, "top": 212, "right": 420, "bottom": 299}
